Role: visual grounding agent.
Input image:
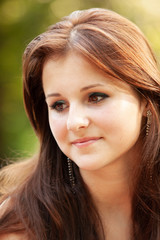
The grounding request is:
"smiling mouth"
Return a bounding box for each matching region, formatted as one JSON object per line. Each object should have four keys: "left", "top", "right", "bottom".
{"left": 72, "top": 137, "right": 101, "bottom": 148}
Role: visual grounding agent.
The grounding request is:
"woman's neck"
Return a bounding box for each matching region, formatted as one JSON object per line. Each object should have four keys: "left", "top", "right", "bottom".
{"left": 80, "top": 159, "right": 134, "bottom": 239}
{"left": 81, "top": 158, "right": 133, "bottom": 205}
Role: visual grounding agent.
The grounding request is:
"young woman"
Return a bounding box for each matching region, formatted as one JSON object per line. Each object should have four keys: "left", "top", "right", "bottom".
{"left": 0, "top": 8, "right": 160, "bottom": 240}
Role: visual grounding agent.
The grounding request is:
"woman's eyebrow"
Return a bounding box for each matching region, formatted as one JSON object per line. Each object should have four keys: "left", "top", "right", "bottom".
{"left": 80, "top": 83, "right": 104, "bottom": 92}
{"left": 46, "top": 93, "right": 61, "bottom": 99}
{"left": 46, "top": 83, "right": 104, "bottom": 99}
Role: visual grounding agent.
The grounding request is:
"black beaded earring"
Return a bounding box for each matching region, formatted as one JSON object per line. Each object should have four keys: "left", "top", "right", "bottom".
{"left": 67, "top": 158, "right": 75, "bottom": 189}
{"left": 146, "top": 110, "right": 152, "bottom": 136}
{"left": 146, "top": 110, "right": 153, "bottom": 182}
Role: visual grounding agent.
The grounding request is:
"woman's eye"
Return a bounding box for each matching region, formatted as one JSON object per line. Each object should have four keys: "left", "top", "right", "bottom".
{"left": 50, "top": 100, "right": 68, "bottom": 112}
{"left": 88, "top": 92, "right": 108, "bottom": 103}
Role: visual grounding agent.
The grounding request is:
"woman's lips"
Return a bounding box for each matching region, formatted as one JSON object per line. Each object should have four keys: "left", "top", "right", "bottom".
{"left": 72, "top": 137, "right": 101, "bottom": 148}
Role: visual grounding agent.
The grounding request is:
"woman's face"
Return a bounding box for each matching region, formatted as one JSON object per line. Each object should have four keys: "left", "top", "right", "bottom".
{"left": 42, "top": 52, "right": 146, "bottom": 171}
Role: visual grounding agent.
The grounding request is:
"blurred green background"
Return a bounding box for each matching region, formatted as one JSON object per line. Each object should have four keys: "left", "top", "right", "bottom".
{"left": 0, "top": 0, "right": 160, "bottom": 165}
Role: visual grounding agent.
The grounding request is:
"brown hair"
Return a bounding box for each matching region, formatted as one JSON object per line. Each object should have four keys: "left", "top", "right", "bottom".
{"left": 0, "top": 8, "right": 160, "bottom": 239}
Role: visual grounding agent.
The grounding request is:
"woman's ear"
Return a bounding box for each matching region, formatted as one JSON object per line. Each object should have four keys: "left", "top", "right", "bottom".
{"left": 142, "top": 99, "right": 150, "bottom": 117}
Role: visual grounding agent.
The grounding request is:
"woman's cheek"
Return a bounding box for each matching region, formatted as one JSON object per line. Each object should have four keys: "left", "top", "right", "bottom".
{"left": 93, "top": 105, "right": 118, "bottom": 127}
{"left": 49, "top": 113, "right": 66, "bottom": 140}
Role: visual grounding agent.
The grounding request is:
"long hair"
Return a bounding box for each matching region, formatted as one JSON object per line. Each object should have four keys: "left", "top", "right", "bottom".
{"left": 0, "top": 8, "right": 160, "bottom": 240}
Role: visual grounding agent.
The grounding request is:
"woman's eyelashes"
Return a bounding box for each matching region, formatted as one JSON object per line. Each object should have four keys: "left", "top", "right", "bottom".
{"left": 50, "top": 100, "right": 68, "bottom": 112}
{"left": 49, "top": 92, "right": 108, "bottom": 112}
{"left": 88, "top": 92, "right": 108, "bottom": 103}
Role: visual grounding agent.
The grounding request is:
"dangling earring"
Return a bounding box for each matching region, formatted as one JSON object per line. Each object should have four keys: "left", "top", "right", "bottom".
{"left": 146, "top": 110, "right": 153, "bottom": 182}
{"left": 67, "top": 158, "right": 75, "bottom": 189}
{"left": 146, "top": 110, "right": 152, "bottom": 136}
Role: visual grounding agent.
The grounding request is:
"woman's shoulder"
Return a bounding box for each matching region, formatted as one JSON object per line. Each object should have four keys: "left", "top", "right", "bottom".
{"left": 0, "top": 233, "right": 29, "bottom": 240}
{"left": 0, "top": 157, "right": 38, "bottom": 240}
{"left": 0, "top": 198, "right": 29, "bottom": 240}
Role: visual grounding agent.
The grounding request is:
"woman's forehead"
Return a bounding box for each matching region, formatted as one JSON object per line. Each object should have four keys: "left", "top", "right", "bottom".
{"left": 42, "top": 51, "right": 138, "bottom": 97}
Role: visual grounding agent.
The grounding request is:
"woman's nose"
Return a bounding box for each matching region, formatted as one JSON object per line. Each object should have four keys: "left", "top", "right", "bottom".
{"left": 67, "top": 105, "right": 90, "bottom": 131}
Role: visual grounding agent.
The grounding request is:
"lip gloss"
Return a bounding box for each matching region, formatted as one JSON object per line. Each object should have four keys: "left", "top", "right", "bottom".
{"left": 72, "top": 137, "right": 101, "bottom": 148}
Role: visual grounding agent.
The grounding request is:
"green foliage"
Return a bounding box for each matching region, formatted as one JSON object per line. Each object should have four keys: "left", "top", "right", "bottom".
{"left": 0, "top": 0, "right": 160, "bottom": 162}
